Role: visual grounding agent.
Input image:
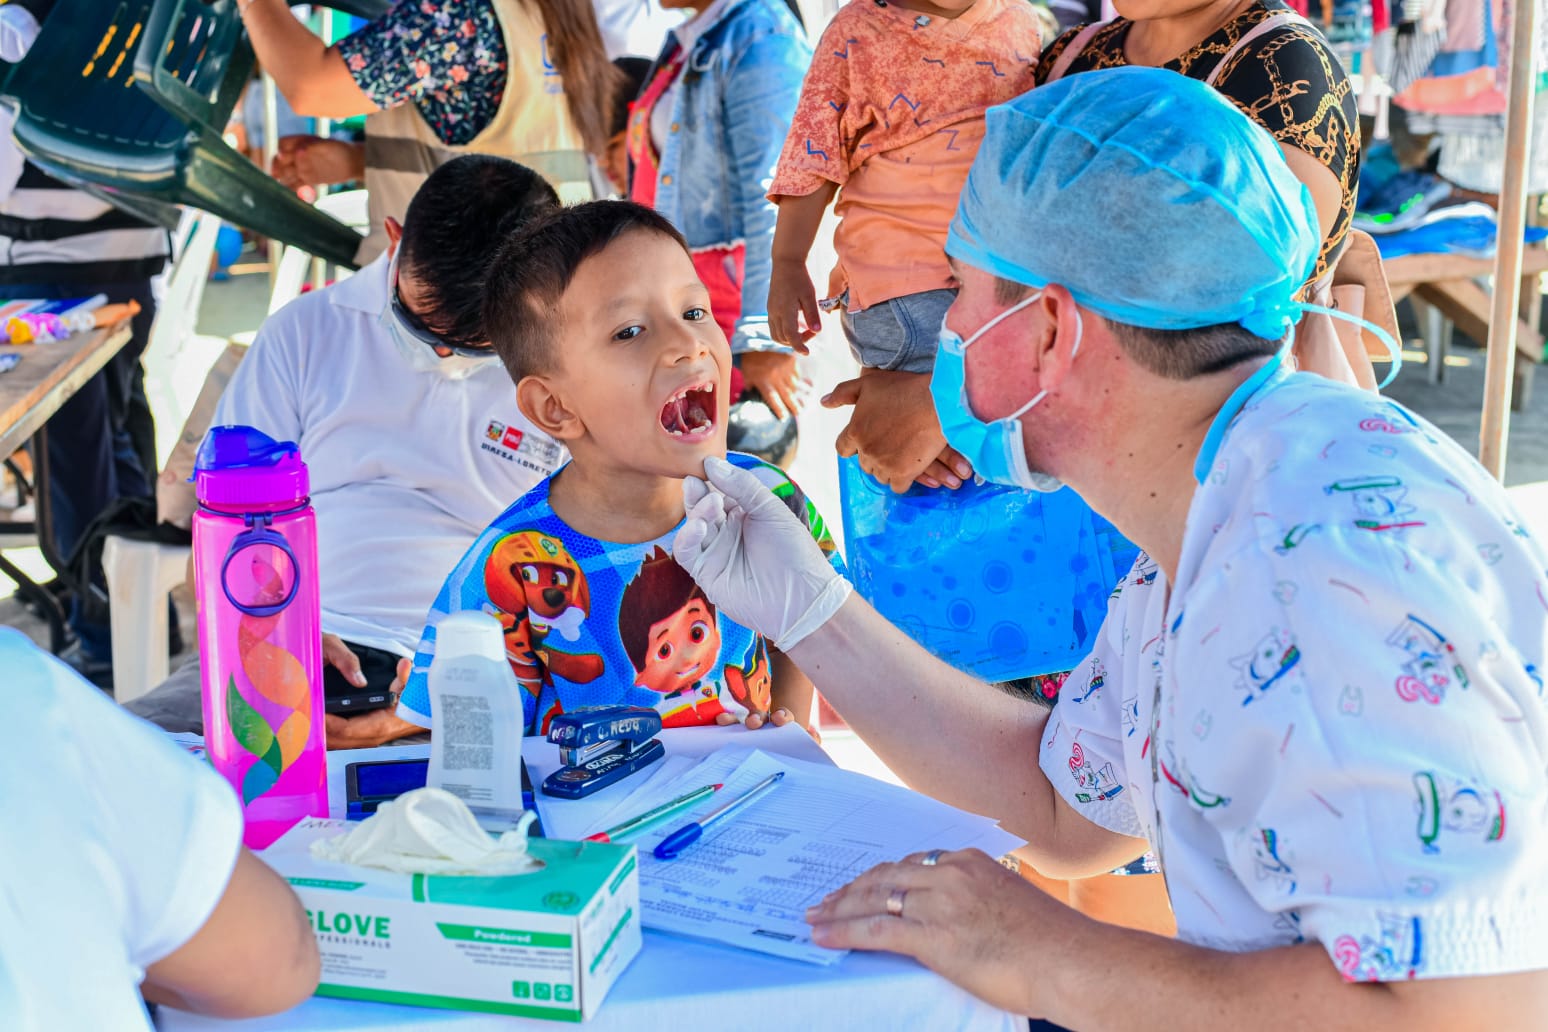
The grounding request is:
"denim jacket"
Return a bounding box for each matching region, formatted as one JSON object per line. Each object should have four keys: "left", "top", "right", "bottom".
{"left": 644, "top": 0, "right": 810, "bottom": 353}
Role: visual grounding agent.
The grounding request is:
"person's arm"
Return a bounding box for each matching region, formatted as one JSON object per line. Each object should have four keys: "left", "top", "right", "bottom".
{"left": 141, "top": 850, "right": 319, "bottom": 1017}
{"left": 768, "top": 648, "right": 814, "bottom": 728}
{"left": 19, "top": 639, "right": 321, "bottom": 1018}
{"left": 673, "top": 457, "right": 1144, "bottom": 876}
{"left": 792, "top": 594, "right": 1143, "bottom": 877}
{"left": 1280, "top": 144, "right": 1343, "bottom": 249}
{"left": 809, "top": 851, "right": 1548, "bottom": 1028}
{"left": 722, "top": 31, "right": 812, "bottom": 355}
{"left": 1217, "top": 31, "right": 1353, "bottom": 268}
{"left": 767, "top": 183, "right": 837, "bottom": 350}
{"left": 237, "top": 0, "right": 376, "bottom": 118}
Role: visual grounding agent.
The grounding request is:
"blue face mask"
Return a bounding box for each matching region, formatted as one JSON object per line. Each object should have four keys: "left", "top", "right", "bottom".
{"left": 930, "top": 292, "right": 1080, "bottom": 493}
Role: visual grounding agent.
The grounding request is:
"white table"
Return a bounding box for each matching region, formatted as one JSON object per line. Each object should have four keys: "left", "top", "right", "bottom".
{"left": 158, "top": 929, "right": 1018, "bottom": 1031}
{"left": 158, "top": 729, "right": 1021, "bottom": 1032}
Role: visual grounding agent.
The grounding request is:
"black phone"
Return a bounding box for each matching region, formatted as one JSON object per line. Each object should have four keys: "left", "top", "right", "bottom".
{"left": 322, "top": 642, "right": 402, "bottom": 715}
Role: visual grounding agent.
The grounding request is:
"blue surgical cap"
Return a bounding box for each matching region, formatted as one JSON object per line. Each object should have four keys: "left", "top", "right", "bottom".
{"left": 947, "top": 66, "right": 1321, "bottom": 340}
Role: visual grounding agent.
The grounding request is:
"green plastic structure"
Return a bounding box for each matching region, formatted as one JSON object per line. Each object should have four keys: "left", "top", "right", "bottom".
{"left": 1, "top": 0, "right": 385, "bottom": 269}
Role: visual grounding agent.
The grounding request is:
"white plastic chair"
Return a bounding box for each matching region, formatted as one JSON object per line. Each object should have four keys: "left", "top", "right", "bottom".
{"left": 144, "top": 208, "right": 224, "bottom": 469}
{"left": 268, "top": 189, "right": 369, "bottom": 314}
{"left": 102, "top": 208, "right": 220, "bottom": 702}
{"left": 103, "top": 536, "right": 190, "bottom": 703}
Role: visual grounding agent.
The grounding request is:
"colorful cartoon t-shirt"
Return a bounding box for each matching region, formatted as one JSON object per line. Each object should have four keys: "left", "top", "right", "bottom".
{"left": 1039, "top": 368, "right": 1548, "bottom": 982}
{"left": 399, "top": 453, "right": 843, "bottom": 735}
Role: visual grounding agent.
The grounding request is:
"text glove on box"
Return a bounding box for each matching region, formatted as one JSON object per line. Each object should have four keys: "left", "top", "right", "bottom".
{"left": 261, "top": 818, "right": 640, "bottom": 1021}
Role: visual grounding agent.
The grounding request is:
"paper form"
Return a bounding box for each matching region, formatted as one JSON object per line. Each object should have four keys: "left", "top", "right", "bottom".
{"left": 627, "top": 748, "right": 1022, "bottom": 964}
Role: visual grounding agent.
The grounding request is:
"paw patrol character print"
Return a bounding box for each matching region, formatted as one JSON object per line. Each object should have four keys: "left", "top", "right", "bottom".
{"left": 619, "top": 547, "right": 734, "bottom": 727}
{"left": 1387, "top": 615, "right": 1470, "bottom": 704}
{"left": 1323, "top": 476, "right": 1426, "bottom": 533}
{"left": 1413, "top": 772, "right": 1505, "bottom": 854}
{"left": 483, "top": 534, "right": 605, "bottom": 717}
{"left": 1068, "top": 742, "right": 1124, "bottom": 803}
{"left": 1333, "top": 916, "right": 1423, "bottom": 982}
{"left": 481, "top": 601, "right": 544, "bottom": 697}
{"left": 1249, "top": 828, "right": 1295, "bottom": 893}
{"left": 1070, "top": 659, "right": 1106, "bottom": 704}
{"left": 724, "top": 639, "right": 774, "bottom": 717}
{"left": 487, "top": 531, "right": 591, "bottom": 641}
{"left": 1231, "top": 627, "right": 1301, "bottom": 706}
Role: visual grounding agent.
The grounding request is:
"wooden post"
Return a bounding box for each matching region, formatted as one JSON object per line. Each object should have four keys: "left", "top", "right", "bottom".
{"left": 1480, "top": 0, "right": 1541, "bottom": 480}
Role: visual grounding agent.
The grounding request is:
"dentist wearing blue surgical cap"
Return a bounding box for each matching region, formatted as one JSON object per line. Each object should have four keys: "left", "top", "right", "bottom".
{"left": 671, "top": 68, "right": 1548, "bottom": 1026}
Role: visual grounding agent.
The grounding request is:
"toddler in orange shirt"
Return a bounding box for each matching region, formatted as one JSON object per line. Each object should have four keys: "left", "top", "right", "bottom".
{"left": 765, "top": 0, "right": 1042, "bottom": 374}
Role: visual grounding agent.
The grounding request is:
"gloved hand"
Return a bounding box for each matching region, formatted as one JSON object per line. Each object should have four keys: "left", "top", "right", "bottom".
{"left": 674, "top": 457, "right": 852, "bottom": 651}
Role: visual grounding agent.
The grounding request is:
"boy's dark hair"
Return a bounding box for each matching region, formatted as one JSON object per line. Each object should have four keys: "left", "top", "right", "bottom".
{"left": 484, "top": 200, "right": 690, "bottom": 381}
{"left": 609, "top": 57, "right": 652, "bottom": 139}
{"left": 398, "top": 155, "right": 559, "bottom": 349}
{"left": 618, "top": 546, "right": 714, "bottom": 673}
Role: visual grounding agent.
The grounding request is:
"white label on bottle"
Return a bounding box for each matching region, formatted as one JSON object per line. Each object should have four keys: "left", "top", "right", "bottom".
{"left": 426, "top": 654, "right": 523, "bottom": 815}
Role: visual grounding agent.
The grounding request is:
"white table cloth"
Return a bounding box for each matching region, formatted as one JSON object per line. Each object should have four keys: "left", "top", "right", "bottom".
{"left": 158, "top": 730, "right": 1021, "bottom": 1031}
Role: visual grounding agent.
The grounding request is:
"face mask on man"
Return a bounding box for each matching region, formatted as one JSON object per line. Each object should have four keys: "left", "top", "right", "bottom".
{"left": 929, "top": 291, "right": 1080, "bottom": 494}
{"left": 382, "top": 250, "right": 500, "bottom": 381}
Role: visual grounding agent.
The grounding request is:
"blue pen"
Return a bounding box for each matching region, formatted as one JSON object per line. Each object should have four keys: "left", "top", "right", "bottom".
{"left": 653, "top": 771, "right": 785, "bottom": 860}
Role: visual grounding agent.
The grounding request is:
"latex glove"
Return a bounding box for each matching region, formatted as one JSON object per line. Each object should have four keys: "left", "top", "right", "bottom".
{"left": 674, "top": 457, "right": 852, "bottom": 651}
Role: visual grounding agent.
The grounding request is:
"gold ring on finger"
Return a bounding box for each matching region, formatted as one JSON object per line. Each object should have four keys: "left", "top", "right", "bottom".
{"left": 885, "top": 887, "right": 907, "bottom": 918}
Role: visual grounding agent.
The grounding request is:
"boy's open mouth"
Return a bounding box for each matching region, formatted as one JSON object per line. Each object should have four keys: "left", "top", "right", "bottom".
{"left": 659, "top": 380, "right": 716, "bottom": 440}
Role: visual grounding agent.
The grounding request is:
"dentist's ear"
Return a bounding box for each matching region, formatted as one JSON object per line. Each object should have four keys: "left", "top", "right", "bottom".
{"left": 1034, "top": 285, "right": 1084, "bottom": 395}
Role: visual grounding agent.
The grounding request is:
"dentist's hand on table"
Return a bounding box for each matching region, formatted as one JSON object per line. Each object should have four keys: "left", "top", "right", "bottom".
{"left": 806, "top": 848, "right": 1075, "bottom": 1018}
{"left": 674, "top": 457, "right": 853, "bottom": 653}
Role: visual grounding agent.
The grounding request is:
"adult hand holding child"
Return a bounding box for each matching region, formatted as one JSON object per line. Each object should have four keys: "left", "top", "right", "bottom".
{"left": 825, "top": 373, "right": 973, "bottom": 492}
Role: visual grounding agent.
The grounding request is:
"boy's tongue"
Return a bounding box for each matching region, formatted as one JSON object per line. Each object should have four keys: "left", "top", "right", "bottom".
{"left": 661, "top": 390, "right": 711, "bottom": 435}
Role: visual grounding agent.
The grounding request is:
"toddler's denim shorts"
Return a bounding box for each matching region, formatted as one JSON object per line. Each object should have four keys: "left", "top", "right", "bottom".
{"left": 839, "top": 287, "right": 957, "bottom": 374}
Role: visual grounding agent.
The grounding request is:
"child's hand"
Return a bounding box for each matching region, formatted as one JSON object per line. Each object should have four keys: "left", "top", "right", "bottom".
{"left": 914, "top": 446, "right": 975, "bottom": 490}
{"left": 768, "top": 257, "right": 822, "bottom": 353}
{"left": 739, "top": 352, "right": 808, "bottom": 421}
{"left": 715, "top": 707, "right": 798, "bottom": 731}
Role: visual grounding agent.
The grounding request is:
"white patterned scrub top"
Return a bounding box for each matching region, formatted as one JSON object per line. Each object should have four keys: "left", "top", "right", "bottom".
{"left": 1040, "top": 360, "right": 1548, "bottom": 982}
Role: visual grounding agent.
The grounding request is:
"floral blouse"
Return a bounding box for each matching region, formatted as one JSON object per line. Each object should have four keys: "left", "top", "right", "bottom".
{"left": 337, "top": 0, "right": 508, "bottom": 147}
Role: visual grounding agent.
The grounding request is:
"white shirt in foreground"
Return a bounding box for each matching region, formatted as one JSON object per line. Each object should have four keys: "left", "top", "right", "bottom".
{"left": 1041, "top": 369, "right": 1548, "bottom": 981}
{"left": 0, "top": 628, "right": 243, "bottom": 1030}
{"left": 215, "top": 255, "right": 563, "bottom": 656}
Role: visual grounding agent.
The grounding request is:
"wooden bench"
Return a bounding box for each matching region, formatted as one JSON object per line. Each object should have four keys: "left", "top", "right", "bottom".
{"left": 1383, "top": 233, "right": 1547, "bottom": 410}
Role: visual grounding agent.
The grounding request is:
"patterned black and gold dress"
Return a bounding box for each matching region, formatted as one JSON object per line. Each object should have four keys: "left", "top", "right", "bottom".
{"left": 1036, "top": 1, "right": 1360, "bottom": 280}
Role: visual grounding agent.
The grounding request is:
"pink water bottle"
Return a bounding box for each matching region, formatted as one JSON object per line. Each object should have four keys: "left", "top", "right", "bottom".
{"left": 192, "top": 426, "right": 328, "bottom": 848}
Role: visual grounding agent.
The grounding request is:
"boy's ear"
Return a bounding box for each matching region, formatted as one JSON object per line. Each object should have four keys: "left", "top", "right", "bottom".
{"left": 517, "top": 375, "right": 583, "bottom": 441}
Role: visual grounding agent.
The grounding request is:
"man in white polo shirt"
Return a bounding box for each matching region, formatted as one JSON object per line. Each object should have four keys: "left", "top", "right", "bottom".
{"left": 129, "top": 155, "right": 565, "bottom": 748}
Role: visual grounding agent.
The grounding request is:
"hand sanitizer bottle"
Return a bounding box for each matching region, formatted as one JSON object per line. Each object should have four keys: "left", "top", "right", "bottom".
{"left": 425, "top": 612, "right": 525, "bottom": 823}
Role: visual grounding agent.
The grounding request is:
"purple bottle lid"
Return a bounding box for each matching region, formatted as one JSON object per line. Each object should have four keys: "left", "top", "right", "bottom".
{"left": 194, "top": 425, "right": 310, "bottom": 514}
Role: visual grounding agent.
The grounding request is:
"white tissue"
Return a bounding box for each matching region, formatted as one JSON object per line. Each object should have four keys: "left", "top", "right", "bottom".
{"left": 311, "top": 787, "right": 544, "bottom": 875}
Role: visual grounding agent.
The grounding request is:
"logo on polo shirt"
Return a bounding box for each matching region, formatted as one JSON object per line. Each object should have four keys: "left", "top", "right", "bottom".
{"left": 482, "top": 419, "right": 562, "bottom": 475}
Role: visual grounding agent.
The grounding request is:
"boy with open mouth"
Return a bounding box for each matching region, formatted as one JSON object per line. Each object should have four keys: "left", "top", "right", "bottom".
{"left": 397, "top": 201, "right": 842, "bottom": 737}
